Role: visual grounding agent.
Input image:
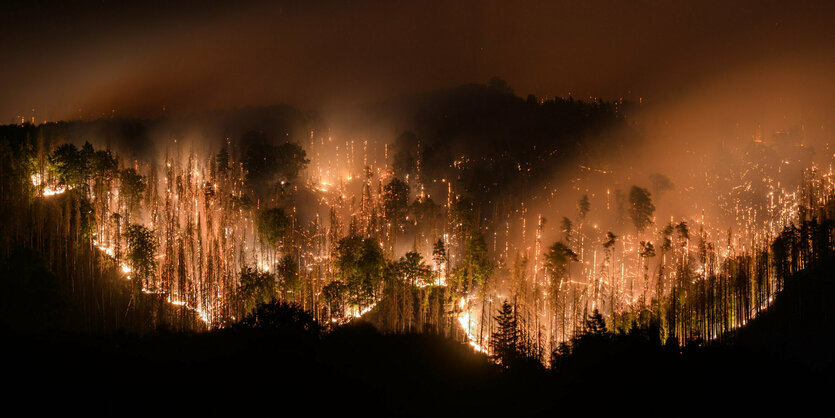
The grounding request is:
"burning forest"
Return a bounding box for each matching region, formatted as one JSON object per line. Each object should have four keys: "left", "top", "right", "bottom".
{"left": 1, "top": 1, "right": 834, "bottom": 414}
{"left": 2, "top": 87, "right": 832, "bottom": 358}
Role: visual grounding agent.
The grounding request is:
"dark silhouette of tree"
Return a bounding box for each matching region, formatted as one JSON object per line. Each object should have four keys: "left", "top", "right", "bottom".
{"left": 639, "top": 240, "right": 656, "bottom": 299}
{"left": 526, "top": 94, "right": 538, "bottom": 105}
{"left": 215, "top": 143, "right": 231, "bottom": 176}
{"left": 628, "top": 186, "right": 655, "bottom": 233}
{"left": 120, "top": 168, "right": 146, "bottom": 221}
{"left": 545, "top": 241, "right": 578, "bottom": 282}
{"left": 560, "top": 217, "right": 573, "bottom": 243}
{"left": 411, "top": 196, "right": 440, "bottom": 241}
{"left": 322, "top": 280, "right": 348, "bottom": 320}
{"left": 603, "top": 232, "right": 619, "bottom": 309}
{"left": 392, "top": 131, "right": 419, "bottom": 179}
{"left": 487, "top": 77, "right": 514, "bottom": 95}
{"left": 384, "top": 177, "right": 410, "bottom": 250}
{"left": 490, "top": 299, "right": 519, "bottom": 366}
{"left": 584, "top": 308, "right": 607, "bottom": 335}
{"left": 578, "top": 194, "right": 590, "bottom": 221}
{"left": 451, "top": 196, "right": 480, "bottom": 236}
{"left": 432, "top": 239, "right": 448, "bottom": 284}
{"left": 277, "top": 255, "right": 300, "bottom": 302}
{"left": 241, "top": 130, "right": 309, "bottom": 196}
{"left": 239, "top": 299, "right": 321, "bottom": 334}
{"left": 90, "top": 148, "right": 118, "bottom": 183}
{"left": 674, "top": 222, "right": 689, "bottom": 247}
{"left": 604, "top": 232, "right": 618, "bottom": 250}
{"left": 549, "top": 341, "right": 572, "bottom": 371}
{"left": 637, "top": 240, "right": 654, "bottom": 260}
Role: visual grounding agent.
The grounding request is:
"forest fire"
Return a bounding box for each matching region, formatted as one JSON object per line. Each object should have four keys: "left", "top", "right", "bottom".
{"left": 18, "top": 111, "right": 827, "bottom": 361}
{"left": 32, "top": 174, "right": 68, "bottom": 196}
{"left": 1, "top": 1, "right": 834, "bottom": 413}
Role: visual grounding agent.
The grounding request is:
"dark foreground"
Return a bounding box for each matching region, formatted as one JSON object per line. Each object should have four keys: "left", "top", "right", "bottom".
{"left": 3, "top": 260, "right": 834, "bottom": 416}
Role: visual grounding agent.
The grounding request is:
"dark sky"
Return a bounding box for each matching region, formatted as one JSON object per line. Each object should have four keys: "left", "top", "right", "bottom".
{"left": 1, "top": 0, "right": 834, "bottom": 122}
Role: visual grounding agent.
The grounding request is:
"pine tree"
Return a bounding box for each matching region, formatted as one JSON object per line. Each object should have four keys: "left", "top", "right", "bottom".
{"left": 490, "top": 299, "right": 519, "bottom": 366}
{"left": 584, "top": 308, "right": 607, "bottom": 336}
{"left": 628, "top": 186, "right": 655, "bottom": 233}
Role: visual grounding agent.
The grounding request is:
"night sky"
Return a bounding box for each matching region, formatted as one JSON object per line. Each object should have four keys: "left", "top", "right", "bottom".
{"left": 2, "top": 0, "right": 834, "bottom": 121}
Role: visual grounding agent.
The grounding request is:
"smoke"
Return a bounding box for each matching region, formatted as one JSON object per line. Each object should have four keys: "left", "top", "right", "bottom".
{"left": 3, "top": 1, "right": 834, "bottom": 124}
{"left": 6, "top": 0, "right": 835, "bottom": 268}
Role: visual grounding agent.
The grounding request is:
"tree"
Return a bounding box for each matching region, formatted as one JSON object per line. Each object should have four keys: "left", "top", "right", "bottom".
{"left": 397, "top": 251, "right": 433, "bottom": 286}
{"left": 49, "top": 143, "right": 86, "bottom": 188}
{"left": 257, "top": 207, "right": 292, "bottom": 248}
{"left": 603, "top": 232, "right": 619, "bottom": 309}
{"left": 334, "top": 235, "right": 387, "bottom": 309}
{"left": 546, "top": 240, "right": 578, "bottom": 340}
{"left": 276, "top": 255, "right": 300, "bottom": 301}
{"left": 639, "top": 241, "right": 656, "bottom": 298}
{"left": 120, "top": 168, "right": 146, "bottom": 220}
{"left": 566, "top": 309, "right": 610, "bottom": 362}
{"left": 90, "top": 148, "right": 118, "bottom": 235}
{"left": 124, "top": 224, "right": 157, "bottom": 290}
{"left": 451, "top": 196, "right": 479, "bottom": 236}
{"left": 90, "top": 149, "right": 117, "bottom": 187}
{"left": 237, "top": 267, "right": 276, "bottom": 316}
{"left": 603, "top": 232, "right": 618, "bottom": 250}
{"left": 639, "top": 240, "right": 656, "bottom": 260}
{"left": 544, "top": 241, "right": 578, "bottom": 283}
{"left": 241, "top": 131, "right": 309, "bottom": 196}
{"left": 560, "top": 217, "right": 573, "bottom": 243}
{"left": 674, "top": 222, "right": 689, "bottom": 248}
{"left": 584, "top": 308, "right": 607, "bottom": 336}
{"left": 452, "top": 233, "right": 493, "bottom": 292}
{"left": 356, "top": 238, "right": 387, "bottom": 306}
{"left": 487, "top": 77, "right": 513, "bottom": 95}
{"left": 411, "top": 197, "right": 440, "bottom": 236}
{"left": 432, "top": 239, "right": 448, "bottom": 283}
{"left": 240, "top": 300, "right": 320, "bottom": 334}
{"left": 490, "top": 299, "right": 520, "bottom": 366}
{"left": 577, "top": 194, "right": 590, "bottom": 221}
{"left": 215, "top": 144, "right": 231, "bottom": 176}
{"left": 628, "top": 186, "right": 655, "bottom": 233}
{"left": 549, "top": 341, "right": 572, "bottom": 371}
{"left": 322, "top": 280, "right": 348, "bottom": 320}
{"left": 384, "top": 177, "right": 410, "bottom": 249}
{"left": 392, "top": 131, "right": 419, "bottom": 179}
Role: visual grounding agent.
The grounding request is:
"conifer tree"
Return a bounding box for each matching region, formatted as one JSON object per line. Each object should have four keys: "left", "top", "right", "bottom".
{"left": 490, "top": 299, "right": 520, "bottom": 366}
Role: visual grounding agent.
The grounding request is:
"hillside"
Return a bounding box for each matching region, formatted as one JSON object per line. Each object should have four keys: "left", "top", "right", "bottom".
{"left": 3, "top": 256, "right": 831, "bottom": 415}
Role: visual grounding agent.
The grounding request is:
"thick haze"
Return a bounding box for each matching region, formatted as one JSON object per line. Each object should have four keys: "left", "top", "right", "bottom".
{"left": 2, "top": 0, "right": 834, "bottom": 122}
